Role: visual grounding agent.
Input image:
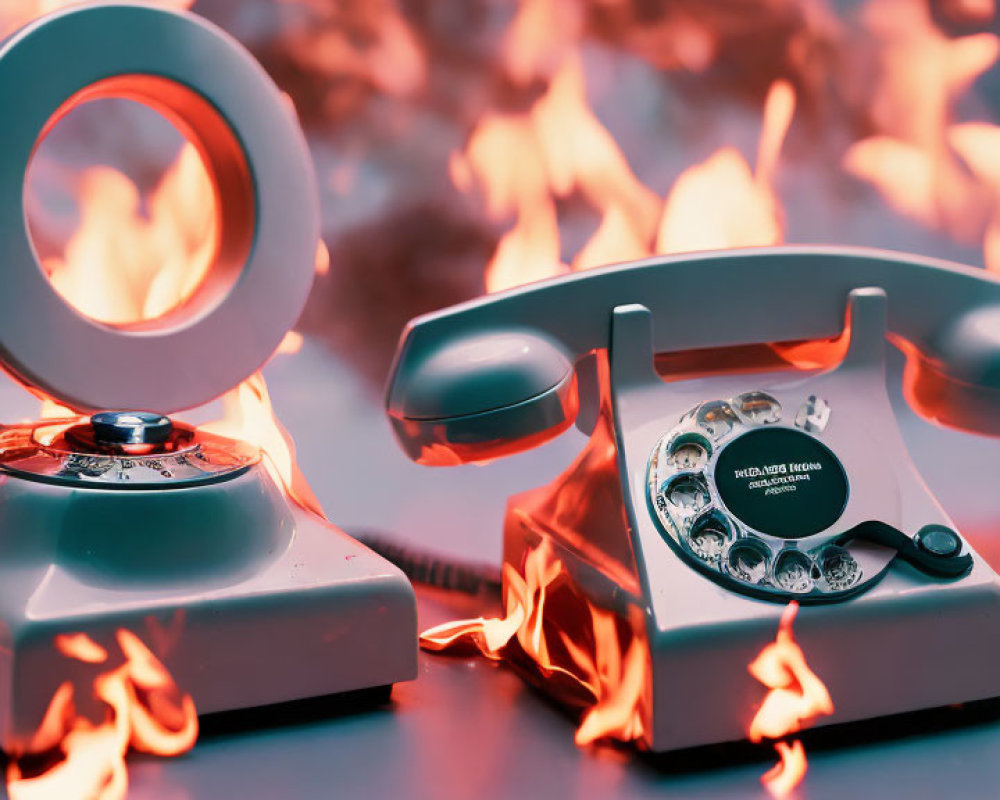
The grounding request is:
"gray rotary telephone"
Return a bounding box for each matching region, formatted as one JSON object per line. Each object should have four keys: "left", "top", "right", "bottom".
{"left": 386, "top": 246, "right": 1000, "bottom": 751}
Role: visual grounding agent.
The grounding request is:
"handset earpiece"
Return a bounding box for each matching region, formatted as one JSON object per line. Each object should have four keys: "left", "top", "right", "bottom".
{"left": 902, "top": 304, "right": 1000, "bottom": 436}
{"left": 386, "top": 328, "right": 578, "bottom": 465}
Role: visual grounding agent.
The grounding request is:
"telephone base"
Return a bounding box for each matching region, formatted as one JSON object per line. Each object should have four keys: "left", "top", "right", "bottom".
{"left": 0, "top": 468, "right": 417, "bottom": 753}
{"left": 495, "top": 287, "right": 1000, "bottom": 752}
{"left": 506, "top": 494, "right": 1000, "bottom": 752}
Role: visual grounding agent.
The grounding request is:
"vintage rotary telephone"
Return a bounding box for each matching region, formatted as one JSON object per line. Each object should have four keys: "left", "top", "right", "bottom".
{"left": 0, "top": 4, "right": 416, "bottom": 751}
{"left": 387, "top": 246, "right": 1000, "bottom": 751}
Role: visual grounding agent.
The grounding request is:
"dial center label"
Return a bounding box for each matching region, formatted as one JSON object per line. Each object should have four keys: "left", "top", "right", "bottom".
{"left": 714, "top": 428, "right": 848, "bottom": 538}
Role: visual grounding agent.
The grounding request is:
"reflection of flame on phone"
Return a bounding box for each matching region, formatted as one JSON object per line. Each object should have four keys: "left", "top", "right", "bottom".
{"left": 7, "top": 630, "right": 198, "bottom": 800}
{"left": 748, "top": 601, "right": 834, "bottom": 798}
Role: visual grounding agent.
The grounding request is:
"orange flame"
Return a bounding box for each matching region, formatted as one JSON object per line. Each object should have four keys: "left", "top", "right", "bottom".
{"left": 421, "top": 537, "right": 648, "bottom": 747}
{"left": 1, "top": 1, "right": 193, "bottom": 39}
{"left": 7, "top": 630, "right": 197, "bottom": 800}
{"left": 503, "top": 0, "right": 584, "bottom": 86}
{"left": 949, "top": 122, "right": 1000, "bottom": 273}
{"left": 40, "top": 142, "right": 217, "bottom": 326}
{"left": 456, "top": 64, "right": 794, "bottom": 293}
{"left": 748, "top": 602, "right": 834, "bottom": 798}
{"left": 276, "top": 330, "right": 305, "bottom": 355}
{"left": 451, "top": 52, "right": 659, "bottom": 292}
{"left": 656, "top": 79, "right": 795, "bottom": 254}
{"left": 199, "top": 372, "right": 324, "bottom": 516}
{"left": 843, "top": 0, "right": 999, "bottom": 245}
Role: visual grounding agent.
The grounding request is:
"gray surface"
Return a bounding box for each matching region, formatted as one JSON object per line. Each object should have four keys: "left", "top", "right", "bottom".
{"left": 3, "top": 337, "right": 1000, "bottom": 798}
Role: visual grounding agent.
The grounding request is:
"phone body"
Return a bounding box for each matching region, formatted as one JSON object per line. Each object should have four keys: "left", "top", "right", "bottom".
{"left": 386, "top": 246, "right": 1000, "bottom": 751}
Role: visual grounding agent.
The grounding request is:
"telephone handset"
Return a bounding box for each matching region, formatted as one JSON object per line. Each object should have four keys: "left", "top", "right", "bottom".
{"left": 387, "top": 245, "right": 1000, "bottom": 751}
{"left": 387, "top": 246, "right": 1000, "bottom": 462}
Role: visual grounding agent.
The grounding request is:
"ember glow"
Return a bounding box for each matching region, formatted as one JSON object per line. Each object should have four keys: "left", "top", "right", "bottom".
{"left": 748, "top": 602, "right": 834, "bottom": 798}
{"left": 6, "top": 630, "right": 198, "bottom": 800}
{"left": 421, "top": 537, "right": 649, "bottom": 747}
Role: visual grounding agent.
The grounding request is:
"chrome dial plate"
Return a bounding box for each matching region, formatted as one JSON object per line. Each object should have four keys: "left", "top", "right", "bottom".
{"left": 647, "top": 391, "right": 875, "bottom": 602}
{"left": 0, "top": 420, "right": 259, "bottom": 489}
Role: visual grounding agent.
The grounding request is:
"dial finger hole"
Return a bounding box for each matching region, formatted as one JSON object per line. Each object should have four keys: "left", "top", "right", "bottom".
{"left": 668, "top": 433, "right": 711, "bottom": 470}
{"left": 665, "top": 475, "right": 711, "bottom": 513}
{"left": 795, "top": 395, "right": 831, "bottom": 434}
{"left": 688, "top": 513, "right": 731, "bottom": 563}
{"left": 819, "top": 545, "right": 860, "bottom": 590}
{"left": 695, "top": 401, "right": 738, "bottom": 440}
{"left": 733, "top": 391, "right": 781, "bottom": 424}
{"left": 773, "top": 550, "right": 814, "bottom": 593}
{"left": 725, "top": 539, "right": 771, "bottom": 584}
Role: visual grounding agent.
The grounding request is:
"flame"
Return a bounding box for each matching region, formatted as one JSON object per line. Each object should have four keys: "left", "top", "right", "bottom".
{"left": 452, "top": 52, "right": 659, "bottom": 292}
{"left": 7, "top": 630, "right": 197, "bottom": 800}
{"left": 503, "top": 0, "right": 584, "bottom": 86}
{"left": 452, "top": 111, "right": 567, "bottom": 293}
{"left": 456, "top": 62, "right": 794, "bottom": 293}
{"left": 748, "top": 602, "right": 834, "bottom": 798}
{"left": 456, "top": 0, "right": 1000, "bottom": 293}
{"left": 314, "top": 239, "right": 331, "bottom": 276}
{"left": 276, "top": 330, "right": 304, "bottom": 355}
{"left": 200, "top": 372, "right": 324, "bottom": 517}
{"left": 40, "top": 141, "right": 217, "bottom": 326}
{"left": 421, "top": 537, "right": 649, "bottom": 747}
{"left": 1, "top": 1, "right": 193, "bottom": 39}
{"left": 949, "top": 122, "right": 1000, "bottom": 273}
{"left": 843, "top": 0, "right": 999, "bottom": 244}
{"left": 55, "top": 634, "right": 109, "bottom": 664}
{"left": 656, "top": 79, "right": 795, "bottom": 254}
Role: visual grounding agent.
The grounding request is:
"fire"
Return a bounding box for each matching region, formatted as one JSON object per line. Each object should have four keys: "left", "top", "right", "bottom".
{"left": 40, "top": 141, "right": 217, "bottom": 326}
{"left": 276, "top": 330, "right": 305, "bottom": 355}
{"left": 454, "top": 51, "right": 794, "bottom": 292}
{"left": 949, "top": 122, "right": 1000, "bottom": 273}
{"left": 200, "top": 371, "right": 325, "bottom": 516}
{"left": 7, "top": 629, "right": 198, "bottom": 800}
{"left": 450, "top": 111, "right": 567, "bottom": 293}
{"left": 1, "top": 1, "right": 192, "bottom": 39}
{"left": 421, "top": 537, "right": 649, "bottom": 747}
{"left": 844, "top": 0, "right": 1000, "bottom": 249}
{"left": 503, "top": 0, "right": 584, "bottom": 86}
{"left": 748, "top": 602, "right": 834, "bottom": 798}
{"left": 657, "top": 79, "right": 795, "bottom": 254}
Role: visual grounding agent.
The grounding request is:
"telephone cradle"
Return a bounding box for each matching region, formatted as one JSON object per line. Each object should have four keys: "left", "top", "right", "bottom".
{"left": 387, "top": 246, "right": 1000, "bottom": 752}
